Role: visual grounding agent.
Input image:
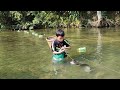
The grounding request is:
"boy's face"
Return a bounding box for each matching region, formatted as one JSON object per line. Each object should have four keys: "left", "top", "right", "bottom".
{"left": 57, "top": 36, "right": 64, "bottom": 42}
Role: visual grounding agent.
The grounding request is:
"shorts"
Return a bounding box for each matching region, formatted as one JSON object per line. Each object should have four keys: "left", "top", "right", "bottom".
{"left": 52, "top": 53, "right": 65, "bottom": 64}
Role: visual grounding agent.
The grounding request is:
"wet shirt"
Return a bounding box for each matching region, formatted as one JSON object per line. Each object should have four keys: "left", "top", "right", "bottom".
{"left": 51, "top": 39, "right": 70, "bottom": 52}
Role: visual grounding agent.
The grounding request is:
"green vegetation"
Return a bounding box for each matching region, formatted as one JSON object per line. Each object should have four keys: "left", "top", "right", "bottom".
{"left": 0, "top": 11, "right": 120, "bottom": 30}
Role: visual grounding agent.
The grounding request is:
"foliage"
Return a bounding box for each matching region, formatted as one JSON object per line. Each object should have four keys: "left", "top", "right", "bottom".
{"left": 0, "top": 11, "right": 120, "bottom": 29}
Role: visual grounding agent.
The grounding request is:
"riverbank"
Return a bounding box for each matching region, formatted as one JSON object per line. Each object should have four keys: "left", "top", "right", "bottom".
{"left": 1, "top": 11, "right": 120, "bottom": 30}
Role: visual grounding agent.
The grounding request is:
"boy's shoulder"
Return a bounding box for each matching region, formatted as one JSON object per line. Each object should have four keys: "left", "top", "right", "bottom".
{"left": 52, "top": 39, "right": 59, "bottom": 45}
{"left": 63, "top": 39, "right": 70, "bottom": 45}
{"left": 64, "top": 39, "right": 69, "bottom": 42}
{"left": 54, "top": 39, "right": 69, "bottom": 42}
{"left": 53, "top": 39, "right": 69, "bottom": 43}
{"left": 64, "top": 39, "right": 69, "bottom": 41}
{"left": 53, "top": 39, "right": 58, "bottom": 42}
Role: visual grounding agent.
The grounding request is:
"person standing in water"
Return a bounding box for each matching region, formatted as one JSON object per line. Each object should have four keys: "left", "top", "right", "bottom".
{"left": 51, "top": 29, "right": 71, "bottom": 74}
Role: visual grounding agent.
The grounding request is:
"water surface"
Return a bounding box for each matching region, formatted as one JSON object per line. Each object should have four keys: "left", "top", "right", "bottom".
{"left": 0, "top": 28, "right": 120, "bottom": 79}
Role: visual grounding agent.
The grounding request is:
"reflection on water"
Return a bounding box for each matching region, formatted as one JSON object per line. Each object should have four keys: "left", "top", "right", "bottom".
{"left": 0, "top": 28, "right": 120, "bottom": 79}
{"left": 95, "top": 28, "right": 102, "bottom": 63}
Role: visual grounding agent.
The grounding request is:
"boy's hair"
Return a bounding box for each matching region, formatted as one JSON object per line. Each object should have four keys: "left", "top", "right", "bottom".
{"left": 56, "top": 29, "right": 65, "bottom": 37}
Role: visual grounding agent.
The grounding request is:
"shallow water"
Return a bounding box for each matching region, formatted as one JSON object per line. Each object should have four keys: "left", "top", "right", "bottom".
{"left": 0, "top": 28, "right": 120, "bottom": 79}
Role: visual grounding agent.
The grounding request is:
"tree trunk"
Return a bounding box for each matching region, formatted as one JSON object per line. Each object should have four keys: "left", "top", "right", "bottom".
{"left": 97, "top": 11, "right": 103, "bottom": 28}
{"left": 86, "top": 11, "right": 104, "bottom": 28}
{"left": 97, "top": 11, "right": 102, "bottom": 21}
{"left": 96, "top": 11, "right": 110, "bottom": 28}
{"left": 87, "top": 11, "right": 114, "bottom": 28}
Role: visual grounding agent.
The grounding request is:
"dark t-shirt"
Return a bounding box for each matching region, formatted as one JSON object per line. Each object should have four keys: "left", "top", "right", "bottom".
{"left": 51, "top": 39, "right": 70, "bottom": 52}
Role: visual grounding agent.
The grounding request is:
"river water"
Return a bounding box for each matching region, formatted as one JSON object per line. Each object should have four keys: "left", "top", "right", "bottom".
{"left": 0, "top": 27, "right": 120, "bottom": 79}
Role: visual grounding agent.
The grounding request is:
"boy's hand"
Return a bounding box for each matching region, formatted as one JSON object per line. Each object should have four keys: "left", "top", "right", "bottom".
{"left": 61, "top": 47, "right": 65, "bottom": 50}
{"left": 61, "top": 45, "right": 66, "bottom": 50}
{"left": 59, "top": 48, "right": 65, "bottom": 53}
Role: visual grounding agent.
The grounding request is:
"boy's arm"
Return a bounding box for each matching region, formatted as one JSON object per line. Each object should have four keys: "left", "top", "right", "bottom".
{"left": 53, "top": 50, "right": 65, "bottom": 54}
{"left": 62, "top": 39, "right": 71, "bottom": 49}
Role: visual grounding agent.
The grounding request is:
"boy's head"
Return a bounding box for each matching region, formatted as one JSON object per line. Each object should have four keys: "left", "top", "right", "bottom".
{"left": 56, "top": 29, "right": 65, "bottom": 42}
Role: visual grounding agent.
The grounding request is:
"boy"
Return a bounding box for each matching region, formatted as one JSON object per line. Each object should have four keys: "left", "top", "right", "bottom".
{"left": 51, "top": 29, "right": 71, "bottom": 64}
{"left": 51, "top": 29, "right": 70, "bottom": 74}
